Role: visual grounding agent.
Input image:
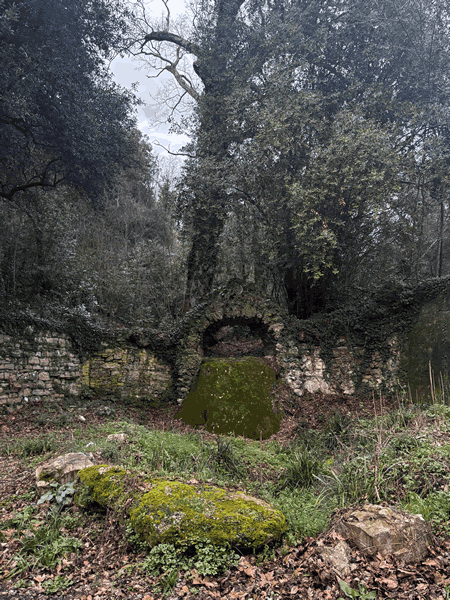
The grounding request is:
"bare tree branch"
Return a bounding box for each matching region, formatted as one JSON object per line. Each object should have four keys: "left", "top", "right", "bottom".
{"left": 142, "top": 30, "right": 200, "bottom": 57}
{"left": 152, "top": 140, "right": 195, "bottom": 158}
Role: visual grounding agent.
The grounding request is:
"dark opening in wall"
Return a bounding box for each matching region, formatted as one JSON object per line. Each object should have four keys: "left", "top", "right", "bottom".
{"left": 203, "top": 317, "right": 276, "bottom": 357}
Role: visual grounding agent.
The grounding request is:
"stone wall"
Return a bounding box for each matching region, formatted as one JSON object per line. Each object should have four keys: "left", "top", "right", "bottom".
{"left": 85, "top": 346, "right": 172, "bottom": 401}
{"left": 2, "top": 279, "right": 450, "bottom": 407}
{"left": 0, "top": 330, "right": 172, "bottom": 406}
{"left": 280, "top": 336, "right": 400, "bottom": 397}
{"left": 174, "top": 283, "right": 401, "bottom": 402}
{"left": 0, "top": 331, "right": 81, "bottom": 404}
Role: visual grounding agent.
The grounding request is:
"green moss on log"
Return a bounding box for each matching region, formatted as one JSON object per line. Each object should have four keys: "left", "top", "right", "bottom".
{"left": 76, "top": 466, "right": 287, "bottom": 550}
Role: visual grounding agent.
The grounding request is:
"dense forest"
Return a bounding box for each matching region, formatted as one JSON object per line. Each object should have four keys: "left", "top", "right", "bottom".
{"left": 2, "top": 0, "right": 450, "bottom": 326}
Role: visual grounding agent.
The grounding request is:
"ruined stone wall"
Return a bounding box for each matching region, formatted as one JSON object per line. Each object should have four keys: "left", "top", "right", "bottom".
{"left": 3, "top": 278, "right": 450, "bottom": 406}
{"left": 174, "top": 283, "right": 401, "bottom": 402}
{"left": 279, "top": 335, "right": 400, "bottom": 397}
{"left": 0, "top": 330, "right": 172, "bottom": 406}
{"left": 85, "top": 347, "right": 172, "bottom": 401}
{"left": 0, "top": 331, "right": 81, "bottom": 404}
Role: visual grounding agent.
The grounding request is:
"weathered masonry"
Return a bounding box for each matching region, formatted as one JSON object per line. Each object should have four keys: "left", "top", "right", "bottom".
{"left": 2, "top": 278, "right": 450, "bottom": 405}
{"left": 0, "top": 329, "right": 172, "bottom": 406}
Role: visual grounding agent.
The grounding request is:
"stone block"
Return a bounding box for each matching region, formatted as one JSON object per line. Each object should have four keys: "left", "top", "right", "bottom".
{"left": 36, "top": 452, "right": 95, "bottom": 488}
{"left": 320, "top": 540, "right": 352, "bottom": 578}
{"left": 336, "top": 504, "right": 432, "bottom": 564}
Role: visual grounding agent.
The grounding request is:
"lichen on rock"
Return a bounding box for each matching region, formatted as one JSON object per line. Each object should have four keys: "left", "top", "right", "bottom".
{"left": 36, "top": 452, "right": 95, "bottom": 488}
{"left": 174, "top": 357, "right": 282, "bottom": 440}
{"left": 76, "top": 465, "right": 287, "bottom": 550}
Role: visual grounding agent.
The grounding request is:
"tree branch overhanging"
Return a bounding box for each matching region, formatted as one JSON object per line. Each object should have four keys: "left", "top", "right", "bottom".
{"left": 142, "top": 31, "right": 200, "bottom": 58}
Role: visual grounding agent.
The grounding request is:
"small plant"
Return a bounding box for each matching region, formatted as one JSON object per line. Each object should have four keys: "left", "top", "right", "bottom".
{"left": 37, "top": 481, "right": 76, "bottom": 516}
{"left": 4, "top": 436, "right": 56, "bottom": 458}
{"left": 402, "top": 490, "right": 450, "bottom": 534}
{"left": 323, "top": 411, "right": 352, "bottom": 449}
{"left": 142, "top": 543, "right": 180, "bottom": 575}
{"left": 207, "top": 436, "right": 245, "bottom": 478}
{"left": 271, "top": 487, "right": 335, "bottom": 542}
{"left": 96, "top": 405, "right": 116, "bottom": 417}
{"left": 159, "top": 568, "right": 178, "bottom": 596}
{"left": 191, "top": 541, "right": 239, "bottom": 576}
{"left": 141, "top": 540, "right": 239, "bottom": 578}
{"left": 42, "top": 575, "right": 74, "bottom": 593}
{"left": 338, "top": 579, "right": 377, "bottom": 599}
{"left": 125, "top": 522, "right": 150, "bottom": 553}
{"left": 100, "top": 441, "right": 122, "bottom": 463}
{"left": 7, "top": 519, "right": 82, "bottom": 578}
{"left": 255, "top": 543, "right": 276, "bottom": 565}
{"left": 275, "top": 450, "right": 323, "bottom": 492}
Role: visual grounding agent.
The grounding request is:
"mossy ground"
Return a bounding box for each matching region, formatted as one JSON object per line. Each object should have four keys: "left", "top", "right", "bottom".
{"left": 174, "top": 357, "right": 282, "bottom": 439}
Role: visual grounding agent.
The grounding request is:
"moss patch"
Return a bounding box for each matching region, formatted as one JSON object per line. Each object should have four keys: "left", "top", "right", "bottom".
{"left": 76, "top": 465, "right": 130, "bottom": 508}
{"left": 174, "top": 357, "right": 281, "bottom": 440}
{"left": 77, "top": 466, "right": 287, "bottom": 550}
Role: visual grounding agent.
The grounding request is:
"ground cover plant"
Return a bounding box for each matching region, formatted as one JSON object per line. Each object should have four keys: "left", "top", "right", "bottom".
{"left": 2, "top": 392, "right": 450, "bottom": 598}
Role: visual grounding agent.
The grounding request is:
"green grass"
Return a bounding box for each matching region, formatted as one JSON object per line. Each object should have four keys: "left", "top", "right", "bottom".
{"left": 56, "top": 399, "right": 450, "bottom": 542}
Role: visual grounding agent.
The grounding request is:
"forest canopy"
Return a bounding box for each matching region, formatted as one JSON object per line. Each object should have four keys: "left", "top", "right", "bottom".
{"left": 0, "top": 0, "right": 139, "bottom": 200}
{"left": 129, "top": 0, "right": 450, "bottom": 318}
{"left": 2, "top": 0, "right": 450, "bottom": 325}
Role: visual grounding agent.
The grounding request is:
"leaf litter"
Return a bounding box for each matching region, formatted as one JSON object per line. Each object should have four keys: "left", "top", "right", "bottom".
{"left": 2, "top": 396, "right": 450, "bottom": 599}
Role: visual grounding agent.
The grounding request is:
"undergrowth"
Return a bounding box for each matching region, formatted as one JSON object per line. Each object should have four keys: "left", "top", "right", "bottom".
{"left": 5, "top": 392, "right": 450, "bottom": 593}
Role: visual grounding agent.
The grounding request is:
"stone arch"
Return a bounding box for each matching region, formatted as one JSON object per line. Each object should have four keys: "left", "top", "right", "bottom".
{"left": 202, "top": 316, "right": 277, "bottom": 357}
{"left": 174, "top": 283, "right": 289, "bottom": 404}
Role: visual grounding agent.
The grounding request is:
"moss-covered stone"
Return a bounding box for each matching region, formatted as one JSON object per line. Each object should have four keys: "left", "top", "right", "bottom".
{"left": 77, "top": 465, "right": 287, "bottom": 550}
{"left": 174, "top": 357, "right": 281, "bottom": 440}
{"left": 130, "top": 481, "right": 286, "bottom": 548}
{"left": 77, "top": 465, "right": 129, "bottom": 507}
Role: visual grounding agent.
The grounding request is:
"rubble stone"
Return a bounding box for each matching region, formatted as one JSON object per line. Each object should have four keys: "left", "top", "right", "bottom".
{"left": 336, "top": 504, "right": 432, "bottom": 564}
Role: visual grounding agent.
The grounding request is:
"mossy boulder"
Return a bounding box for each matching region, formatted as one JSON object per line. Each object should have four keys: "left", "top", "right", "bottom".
{"left": 174, "top": 357, "right": 282, "bottom": 440}
{"left": 76, "top": 465, "right": 129, "bottom": 507}
{"left": 77, "top": 465, "right": 287, "bottom": 549}
{"left": 400, "top": 292, "right": 450, "bottom": 401}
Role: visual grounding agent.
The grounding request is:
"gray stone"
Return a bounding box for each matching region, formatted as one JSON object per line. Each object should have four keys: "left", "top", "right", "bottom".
{"left": 106, "top": 433, "right": 128, "bottom": 443}
{"left": 320, "top": 540, "right": 352, "bottom": 577}
{"left": 336, "top": 504, "right": 432, "bottom": 564}
{"left": 36, "top": 452, "right": 95, "bottom": 488}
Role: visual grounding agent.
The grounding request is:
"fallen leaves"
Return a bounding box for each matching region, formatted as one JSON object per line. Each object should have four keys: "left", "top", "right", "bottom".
{"left": 4, "top": 399, "right": 450, "bottom": 600}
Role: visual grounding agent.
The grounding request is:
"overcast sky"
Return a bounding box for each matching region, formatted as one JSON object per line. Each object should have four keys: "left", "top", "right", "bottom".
{"left": 110, "top": 0, "right": 192, "bottom": 156}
